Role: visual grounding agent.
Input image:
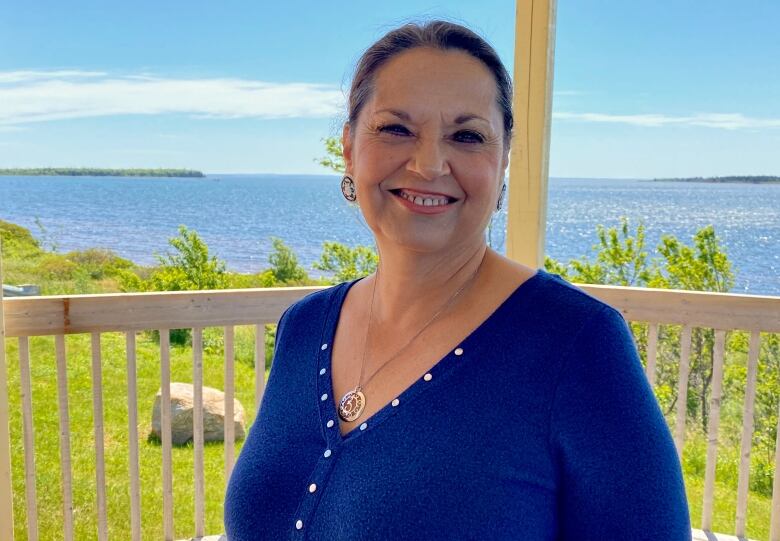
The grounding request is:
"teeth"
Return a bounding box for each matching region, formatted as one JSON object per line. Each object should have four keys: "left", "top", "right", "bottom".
{"left": 398, "top": 190, "right": 450, "bottom": 207}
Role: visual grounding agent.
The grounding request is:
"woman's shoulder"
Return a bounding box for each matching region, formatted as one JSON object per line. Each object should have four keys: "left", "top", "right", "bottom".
{"left": 276, "top": 279, "right": 357, "bottom": 329}
{"left": 489, "top": 253, "right": 622, "bottom": 329}
{"left": 534, "top": 268, "right": 623, "bottom": 321}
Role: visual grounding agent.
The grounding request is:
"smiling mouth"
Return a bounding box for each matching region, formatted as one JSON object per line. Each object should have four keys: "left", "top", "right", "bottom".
{"left": 389, "top": 188, "right": 458, "bottom": 207}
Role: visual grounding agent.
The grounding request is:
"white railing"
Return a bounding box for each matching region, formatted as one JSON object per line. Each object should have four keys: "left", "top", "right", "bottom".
{"left": 1, "top": 280, "right": 779, "bottom": 540}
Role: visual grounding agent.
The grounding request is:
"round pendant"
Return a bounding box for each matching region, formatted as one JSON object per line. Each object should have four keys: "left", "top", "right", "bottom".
{"left": 338, "top": 388, "right": 365, "bottom": 422}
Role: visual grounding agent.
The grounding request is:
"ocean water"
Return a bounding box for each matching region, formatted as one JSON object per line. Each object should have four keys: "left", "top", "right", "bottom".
{"left": 0, "top": 174, "right": 778, "bottom": 296}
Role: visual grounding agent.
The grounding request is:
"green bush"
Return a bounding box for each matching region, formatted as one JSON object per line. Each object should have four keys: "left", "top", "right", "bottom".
{"left": 313, "top": 241, "right": 378, "bottom": 284}
{"left": 268, "top": 237, "right": 308, "bottom": 284}
{"left": 0, "top": 219, "right": 43, "bottom": 260}
{"left": 64, "top": 247, "right": 134, "bottom": 279}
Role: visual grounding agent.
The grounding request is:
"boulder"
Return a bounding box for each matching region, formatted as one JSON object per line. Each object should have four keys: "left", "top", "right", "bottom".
{"left": 151, "top": 382, "right": 246, "bottom": 445}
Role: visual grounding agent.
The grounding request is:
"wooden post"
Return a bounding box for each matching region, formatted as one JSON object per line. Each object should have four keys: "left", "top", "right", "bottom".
{"left": 0, "top": 238, "right": 15, "bottom": 540}
{"left": 506, "top": 0, "right": 557, "bottom": 268}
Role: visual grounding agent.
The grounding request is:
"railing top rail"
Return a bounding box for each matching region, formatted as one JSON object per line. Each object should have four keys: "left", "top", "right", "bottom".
{"left": 2, "top": 282, "right": 779, "bottom": 338}
{"left": 2, "top": 286, "right": 326, "bottom": 337}
{"left": 578, "top": 283, "right": 780, "bottom": 332}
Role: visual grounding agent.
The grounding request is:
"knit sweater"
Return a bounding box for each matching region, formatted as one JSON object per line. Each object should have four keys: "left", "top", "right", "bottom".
{"left": 224, "top": 269, "right": 691, "bottom": 540}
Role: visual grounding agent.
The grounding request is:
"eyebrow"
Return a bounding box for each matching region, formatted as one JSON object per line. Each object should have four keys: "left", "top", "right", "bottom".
{"left": 374, "top": 109, "right": 490, "bottom": 125}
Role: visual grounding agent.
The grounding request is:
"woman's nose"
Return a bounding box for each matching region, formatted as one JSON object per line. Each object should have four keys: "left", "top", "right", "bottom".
{"left": 406, "top": 138, "right": 451, "bottom": 180}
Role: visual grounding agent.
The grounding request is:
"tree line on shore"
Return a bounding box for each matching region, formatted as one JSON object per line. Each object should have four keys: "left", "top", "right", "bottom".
{"left": 0, "top": 167, "right": 204, "bottom": 177}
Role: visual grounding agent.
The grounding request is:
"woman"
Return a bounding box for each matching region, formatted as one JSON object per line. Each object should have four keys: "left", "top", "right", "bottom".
{"left": 225, "top": 20, "right": 690, "bottom": 540}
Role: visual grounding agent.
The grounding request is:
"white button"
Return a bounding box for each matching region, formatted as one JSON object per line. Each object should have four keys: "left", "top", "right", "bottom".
{"left": 326, "top": 420, "right": 334, "bottom": 428}
{"left": 454, "top": 347, "right": 464, "bottom": 356}
{"left": 359, "top": 422, "right": 367, "bottom": 431}
{"left": 296, "top": 519, "right": 303, "bottom": 529}
{"left": 391, "top": 398, "right": 400, "bottom": 407}
{"left": 319, "top": 368, "right": 326, "bottom": 375}
{"left": 323, "top": 449, "right": 332, "bottom": 458}
{"left": 423, "top": 373, "right": 432, "bottom": 381}
{"left": 321, "top": 343, "right": 328, "bottom": 350}
{"left": 309, "top": 483, "right": 317, "bottom": 493}
{"left": 321, "top": 393, "right": 328, "bottom": 401}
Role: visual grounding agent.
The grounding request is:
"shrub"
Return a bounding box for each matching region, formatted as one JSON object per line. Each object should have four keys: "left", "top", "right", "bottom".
{"left": 268, "top": 237, "right": 308, "bottom": 284}
{"left": 313, "top": 241, "right": 378, "bottom": 284}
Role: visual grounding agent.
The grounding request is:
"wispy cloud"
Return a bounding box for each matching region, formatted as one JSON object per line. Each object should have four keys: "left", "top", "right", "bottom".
{"left": 553, "top": 111, "right": 780, "bottom": 130}
{"left": 0, "top": 70, "right": 108, "bottom": 83}
{"left": 0, "top": 69, "right": 344, "bottom": 126}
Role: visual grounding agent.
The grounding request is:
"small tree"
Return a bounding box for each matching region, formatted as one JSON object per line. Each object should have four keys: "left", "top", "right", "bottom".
{"left": 149, "top": 225, "right": 228, "bottom": 291}
{"left": 314, "top": 241, "right": 378, "bottom": 284}
{"left": 268, "top": 237, "right": 308, "bottom": 284}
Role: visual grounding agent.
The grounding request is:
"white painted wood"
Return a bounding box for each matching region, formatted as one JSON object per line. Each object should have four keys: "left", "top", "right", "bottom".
{"left": 18, "top": 336, "right": 38, "bottom": 541}
{"left": 224, "top": 326, "right": 235, "bottom": 481}
{"left": 0, "top": 241, "right": 15, "bottom": 541}
{"left": 160, "top": 330, "right": 174, "bottom": 541}
{"left": 2, "top": 287, "right": 322, "bottom": 337}
{"left": 193, "top": 327, "right": 205, "bottom": 538}
{"left": 770, "top": 383, "right": 780, "bottom": 541}
{"left": 506, "top": 0, "right": 557, "bottom": 267}
{"left": 4, "top": 285, "right": 778, "bottom": 338}
{"left": 90, "top": 333, "right": 108, "bottom": 541}
{"left": 126, "top": 331, "right": 141, "bottom": 541}
{"left": 54, "top": 335, "right": 74, "bottom": 540}
{"left": 702, "top": 329, "right": 726, "bottom": 530}
{"left": 645, "top": 322, "right": 658, "bottom": 387}
{"left": 254, "top": 324, "right": 266, "bottom": 413}
{"left": 578, "top": 285, "right": 780, "bottom": 332}
{"left": 735, "top": 331, "right": 760, "bottom": 537}
{"left": 674, "top": 325, "right": 692, "bottom": 458}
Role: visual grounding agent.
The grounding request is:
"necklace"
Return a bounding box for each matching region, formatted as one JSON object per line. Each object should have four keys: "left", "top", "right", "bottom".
{"left": 337, "top": 255, "right": 484, "bottom": 423}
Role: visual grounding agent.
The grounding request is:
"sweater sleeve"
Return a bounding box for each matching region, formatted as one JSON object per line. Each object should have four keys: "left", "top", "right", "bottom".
{"left": 549, "top": 305, "right": 691, "bottom": 540}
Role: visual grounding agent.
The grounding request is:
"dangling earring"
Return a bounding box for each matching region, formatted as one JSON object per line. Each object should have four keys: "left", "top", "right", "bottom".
{"left": 341, "top": 174, "right": 357, "bottom": 202}
{"left": 496, "top": 182, "right": 506, "bottom": 211}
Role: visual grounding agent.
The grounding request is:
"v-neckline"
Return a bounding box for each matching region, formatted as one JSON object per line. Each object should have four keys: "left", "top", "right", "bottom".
{"left": 315, "top": 268, "right": 547, "bottom": 444}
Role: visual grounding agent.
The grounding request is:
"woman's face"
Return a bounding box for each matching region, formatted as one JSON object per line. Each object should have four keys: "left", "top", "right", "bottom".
{"left": 343, "top": 47, "right": 509, "bottom": 257}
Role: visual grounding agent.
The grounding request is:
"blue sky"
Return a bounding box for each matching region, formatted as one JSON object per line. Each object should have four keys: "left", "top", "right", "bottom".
{"left": 1, "top": 0, "right": 778, "bottom": 178}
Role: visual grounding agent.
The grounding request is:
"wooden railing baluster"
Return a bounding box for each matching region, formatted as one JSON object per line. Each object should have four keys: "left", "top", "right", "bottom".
{"left": 18, "top": 336, "right": 38, "bottom": 541}
{"left": 702, "top": 329, "right": 726, "bottom": 531}
{"left": 193, "top": 327, "right": 205, "bottom": 537}
{"left": 55, "top": 334, "right": 74, "bottom": 541}
{"left": 735, "top": 331, "right": 761, "bottom": 537}
{"left": 90, "top": 333, "right": 108, "bottom": 541}
{"left": 126, "top": 330, "right": 142, "bottom": 541}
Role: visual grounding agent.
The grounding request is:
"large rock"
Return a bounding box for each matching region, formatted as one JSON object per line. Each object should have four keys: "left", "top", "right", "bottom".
{"left": 151, "top": 382, "right": 246, "bottom": 445}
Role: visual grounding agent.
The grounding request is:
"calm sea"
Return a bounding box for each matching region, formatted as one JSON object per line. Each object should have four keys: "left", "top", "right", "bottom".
{"left": 0, "top": 174, "right": 778, "bottom": 296}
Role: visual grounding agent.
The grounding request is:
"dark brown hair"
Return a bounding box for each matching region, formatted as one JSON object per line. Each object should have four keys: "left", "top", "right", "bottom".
{"left": 347, "top": 20, "right": 513, "bottom": 148}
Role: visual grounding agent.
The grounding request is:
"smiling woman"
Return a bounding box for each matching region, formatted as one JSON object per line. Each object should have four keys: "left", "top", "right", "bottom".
{"left": 224, "top": 19, "right": 691, "bottom": 541}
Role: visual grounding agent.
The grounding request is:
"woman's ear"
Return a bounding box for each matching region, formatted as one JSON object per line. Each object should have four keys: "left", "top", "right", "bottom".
{"left": 342, "top": 123, "right": 353, "bottom": 173}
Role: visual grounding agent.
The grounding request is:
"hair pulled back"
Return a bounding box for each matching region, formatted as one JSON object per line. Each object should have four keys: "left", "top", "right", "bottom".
{"left": 347, "top": 20, "right": 513, "bottom": 148}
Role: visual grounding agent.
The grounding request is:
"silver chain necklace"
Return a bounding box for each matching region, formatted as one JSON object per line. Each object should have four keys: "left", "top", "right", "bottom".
{"left": 337, "top": 255, "right": 484, "bottom": 423}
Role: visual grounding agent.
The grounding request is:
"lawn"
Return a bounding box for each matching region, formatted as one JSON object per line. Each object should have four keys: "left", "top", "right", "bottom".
{"left": 6, "top": 327, "right": 264, "bottom": 540}
{"left": 4, "top": 328, "right": 773, "bottom": 540}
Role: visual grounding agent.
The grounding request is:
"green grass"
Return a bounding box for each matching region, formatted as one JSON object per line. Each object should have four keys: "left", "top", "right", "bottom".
{"left": 682, "top": 432, "right": 772, "bottom": 540}
{"left": 6, "top": 327, "right": 265, "bottom": 540}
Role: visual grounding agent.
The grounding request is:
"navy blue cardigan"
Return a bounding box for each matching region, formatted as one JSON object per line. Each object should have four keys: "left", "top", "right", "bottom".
{"left": 224, "top": 269, "right": 690, "bottom": 540}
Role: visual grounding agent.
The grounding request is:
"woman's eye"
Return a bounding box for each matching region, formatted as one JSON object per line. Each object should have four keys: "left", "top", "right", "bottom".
{"left": 453, "top": 130, "right": 485, "bottom": 144}
{"left": 378, "top": 124, "right": 411, "bottom": 136}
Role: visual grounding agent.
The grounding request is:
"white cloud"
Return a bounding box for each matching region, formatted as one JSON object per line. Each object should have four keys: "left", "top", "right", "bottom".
{"left": 0, "top": 69, "right": 345, "bottom": 125}
{"left": 0, "top": 70, "right": 108, "bottom": 83}
{"left": 553, "top": 111, "right": 780, "bottom": 130}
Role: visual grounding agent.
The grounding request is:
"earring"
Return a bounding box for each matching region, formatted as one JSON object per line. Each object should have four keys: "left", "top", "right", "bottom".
{"left": 341, "top": 174, "right": 357, "bottom": 202}
{"left": 496, "top": 182, "right": 506, "bottom": 211}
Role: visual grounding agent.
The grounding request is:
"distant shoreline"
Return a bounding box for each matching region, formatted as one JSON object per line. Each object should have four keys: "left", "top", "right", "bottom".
{"left": 651, "top": 176, "right": 780, "bottom": 184}
{"left": 0, "top": 168, "right": 205, "bottom": 178}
